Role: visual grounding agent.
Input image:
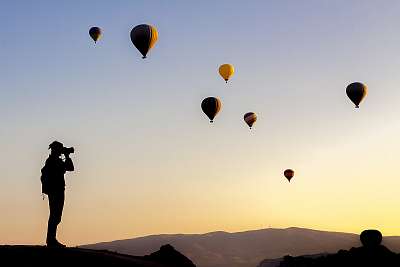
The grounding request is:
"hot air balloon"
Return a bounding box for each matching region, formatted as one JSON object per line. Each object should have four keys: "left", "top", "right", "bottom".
{"left": 89, "top": 27, "right": 102, "bottom": 44}
{"left": 284, "top": 169, "right": 294, "bottom": 182}
{"left": 346, "top": 82, "right": 367, "bottom": 108}
{"left": 244, "top": 112, "right": 257, "bottom": 129}
{"left": 130, "top": 24, "right": 158, "bottom": 59}
{"left": 219, "top": 64, "right": 234, "bottom": 83}
{"left": 201, "top": 97, "right": 222, "bottom": 123}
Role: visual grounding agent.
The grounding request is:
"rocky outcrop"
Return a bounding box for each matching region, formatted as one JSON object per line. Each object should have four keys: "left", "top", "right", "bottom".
{"left": 0, "top": 244, "right": 196, "bottom": 267}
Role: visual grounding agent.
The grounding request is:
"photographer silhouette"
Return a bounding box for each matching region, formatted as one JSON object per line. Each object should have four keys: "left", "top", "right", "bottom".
{"left": 41, "top": 141, "right": 74, "bottom": 247}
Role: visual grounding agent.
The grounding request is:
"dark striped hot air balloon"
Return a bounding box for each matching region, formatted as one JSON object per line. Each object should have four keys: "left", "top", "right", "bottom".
{"left": 130, "top": 24, "right": 158, "bottom": 59}
{"left": 244, "top": 112, "right": 257, "bottom": 129}
{"left": 346, "top": 82, "right": 367, "bottom": 108}
{"left": 284, "top": 169, "right": 294, "bottom": 182}
{"left": 201, "top": 97, "right": 222, "bottom": 123}
{"left": 89, "top": 27, "right": 102, "bottom": 44}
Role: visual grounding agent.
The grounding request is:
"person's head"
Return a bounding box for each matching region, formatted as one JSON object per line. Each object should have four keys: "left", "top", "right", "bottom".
{"left": 49, "top": 141, "right": 63, "bottom": 157}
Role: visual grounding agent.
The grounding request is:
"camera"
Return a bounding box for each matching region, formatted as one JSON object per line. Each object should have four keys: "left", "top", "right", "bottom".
{"left": 62, "top": 147, "right": 74, "bottom": 155}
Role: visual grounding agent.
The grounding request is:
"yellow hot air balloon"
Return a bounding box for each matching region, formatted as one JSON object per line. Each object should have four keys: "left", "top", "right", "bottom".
{"left": 218, "top": 64, "right": 234, "bottom": 83}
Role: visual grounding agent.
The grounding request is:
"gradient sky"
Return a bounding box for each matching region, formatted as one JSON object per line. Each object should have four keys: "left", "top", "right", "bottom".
{"left": 2, "top": 0, "right": 400, "bottom": 246}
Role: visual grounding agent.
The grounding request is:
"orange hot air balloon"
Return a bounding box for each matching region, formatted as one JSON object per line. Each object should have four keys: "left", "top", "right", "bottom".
{"left": 346, "top": 82, "right": 367, "bottom": 108}
{"left": 218, "top": 64, "right": 234, "bottom": 83}
{"left": 284, "top": 169, "right": 294, "bottom": 182}
{"left": 244, "top": 112, "right": 257, "bottom": 129}
{"left": 89, "top": 27, "right": 102, "bottom": 43}
{"left": 201, "top": 97, "right": 222, "bottom": 123}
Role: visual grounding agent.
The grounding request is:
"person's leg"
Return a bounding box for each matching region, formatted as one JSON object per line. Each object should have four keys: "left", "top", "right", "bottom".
{"left": 53, "top": 191, "right": 65, "bottom": 240}
{"left": 47, "top": 194, "right": 57, "bottom": 244}
{"left": 46, "top": 191, "right": 65, "bottom": 246}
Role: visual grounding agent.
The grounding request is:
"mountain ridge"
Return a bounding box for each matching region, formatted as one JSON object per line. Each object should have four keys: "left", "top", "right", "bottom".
{"left": 83, "top": 227, "right": 400, "bottom": 267}
{"left": 88, "top": 227, "right": 359, "bottom": 245}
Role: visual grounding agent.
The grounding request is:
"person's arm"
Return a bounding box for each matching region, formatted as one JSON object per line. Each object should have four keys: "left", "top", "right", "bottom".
{"left": 64, "top": 155, "right": 74, "bottom": 172}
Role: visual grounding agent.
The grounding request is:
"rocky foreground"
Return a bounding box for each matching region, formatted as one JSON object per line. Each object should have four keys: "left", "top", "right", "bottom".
{"left": 0, "top": 243, "right": 196, "bottom": 267}
{"left": 262, "top": 230, "right": 400, "bottom": 267}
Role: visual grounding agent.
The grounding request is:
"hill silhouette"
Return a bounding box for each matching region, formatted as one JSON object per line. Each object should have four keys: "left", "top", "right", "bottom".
{"left": 82, "top": 227, "right": 400, "bottom": 267}
{"left": 0, "top": 244, "right": 195, "bottom": 267}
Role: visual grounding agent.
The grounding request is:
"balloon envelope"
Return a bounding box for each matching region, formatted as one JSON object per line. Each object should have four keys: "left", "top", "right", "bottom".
{"left": 130, "top": 24, "right": 158, "bottom": 58}
{"left": 219, "top": 64, "right": 234, "bottom": 82}
{"left": 89, "top": 27, "right": 102, "bottom": 43}
{"left": 244, "top": 112, "right": 257, "bottom": 129}
{"left": 346, "top": 82, "right": 367, "bottom": 108}
{"left": 284, "top": 169, "right": 294, "bottom": 182}
{"left": 201, "top": 97, "right": 222, "bottom": 123}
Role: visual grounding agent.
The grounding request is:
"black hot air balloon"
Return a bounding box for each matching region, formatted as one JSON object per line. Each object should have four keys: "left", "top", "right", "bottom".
{"left": 284, "top": 169, "right": 294, "bottom": 182}
{"left": 346, "top": 82, "right": 367, "bottom": 108}
{"left": 89, "top": 27, "right": 102, "bottom": 43}
{"left": 130, "top": 24, "right": 158, "bottom": 59}
{"left": 201, "top": 97, "right": 222, "bottom": 123}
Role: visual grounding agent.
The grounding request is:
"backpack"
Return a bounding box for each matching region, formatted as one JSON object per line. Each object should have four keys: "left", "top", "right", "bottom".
{"left": 40, "top": 165, "right": 50, "bottom": 195}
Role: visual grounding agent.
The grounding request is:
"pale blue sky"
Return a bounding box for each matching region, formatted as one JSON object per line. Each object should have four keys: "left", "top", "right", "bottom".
{"left": 2, "top": 1, "right": 400, "bottom": 245}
